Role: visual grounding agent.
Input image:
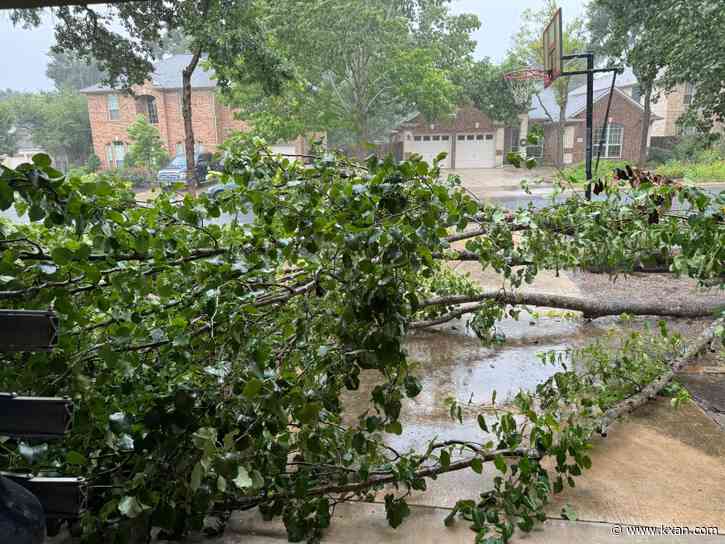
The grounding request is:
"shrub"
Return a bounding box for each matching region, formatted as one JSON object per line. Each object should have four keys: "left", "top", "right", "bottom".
{"left": 86, "top": 153, "right": 101, "bottom": 173}
{"left": 648, "top": 146, "right": 673, "bottom": 166}
{"left": 96, "top": 166, "right": 151, "bottom": 188}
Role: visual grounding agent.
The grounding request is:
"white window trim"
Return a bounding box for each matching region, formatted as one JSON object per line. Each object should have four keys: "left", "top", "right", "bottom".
{"left": 594, "top": 124, "right": 623, "bottom": 159}
{"left": 108, "top": 94, "right": 120, "bottom": 121}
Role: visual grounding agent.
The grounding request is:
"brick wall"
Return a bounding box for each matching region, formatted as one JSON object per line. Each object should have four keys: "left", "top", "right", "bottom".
{"left": 571, "top": 90, "right": 644, "bottom": 164}
{"left": 85, "top": 83, "right": 250, "bottom": 169}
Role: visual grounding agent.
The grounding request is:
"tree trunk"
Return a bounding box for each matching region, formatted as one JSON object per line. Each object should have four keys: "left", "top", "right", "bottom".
{"left": 182, "top": 48, "right": 203, "bottom": 197}
{"left": 556, "top": 101, "right": 566, "bottom": 167}
{"left": 416, "top": 290, "right": 723, "bottom": 323}
{"left": 639, "top": 84, "right": 653, "bottom": 166}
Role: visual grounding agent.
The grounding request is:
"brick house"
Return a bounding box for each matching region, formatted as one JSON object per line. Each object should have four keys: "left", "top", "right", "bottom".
{"left": 81, "top": 54, "right": 306, "bottom": 169}
{"left": 519, "top": 71, "right": 660, "bottom": 166}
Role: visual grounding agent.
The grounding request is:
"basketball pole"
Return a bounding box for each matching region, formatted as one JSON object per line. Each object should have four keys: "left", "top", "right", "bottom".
{"left": 561, "top": 54, "right": 619, "bottom": 200}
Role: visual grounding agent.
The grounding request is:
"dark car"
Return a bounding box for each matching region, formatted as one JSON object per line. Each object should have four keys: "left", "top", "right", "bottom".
{"left": 157, "top": 152, "right": 216, "bottom": 187}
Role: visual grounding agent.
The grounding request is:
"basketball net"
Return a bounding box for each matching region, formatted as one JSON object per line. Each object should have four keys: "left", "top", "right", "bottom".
{"left": 503, "top": 69, "right": 550, "bottom": 110}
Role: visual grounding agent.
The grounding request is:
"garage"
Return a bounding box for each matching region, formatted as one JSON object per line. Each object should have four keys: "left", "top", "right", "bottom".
{"left": 406, "top": 134, "right": 452, "bottom": 168}
{"left": 455, "top": 133, "right": 496, "bottom": 168}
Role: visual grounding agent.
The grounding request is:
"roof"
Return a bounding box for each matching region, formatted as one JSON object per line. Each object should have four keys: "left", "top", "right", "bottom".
{"left": 569, "top": 67, "right": 639, "bottom": 96}
{"left": 529, "top": 67, "right": 654, "bottom": 123}
{"left": 81, "top": 54, "right": 216, "bottom": 93}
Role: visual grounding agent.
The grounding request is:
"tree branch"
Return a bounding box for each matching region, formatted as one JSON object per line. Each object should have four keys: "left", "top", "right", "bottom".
{"left": 597, "top": 317, "right": 723, "bottom": 433}
{"left": 417, "top": 290, "right": 724, "bottom": 320}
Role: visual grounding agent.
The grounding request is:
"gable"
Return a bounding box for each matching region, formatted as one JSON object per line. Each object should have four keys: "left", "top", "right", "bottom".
{"left": 401, "top": 106, "right": 496, "bottom": 134}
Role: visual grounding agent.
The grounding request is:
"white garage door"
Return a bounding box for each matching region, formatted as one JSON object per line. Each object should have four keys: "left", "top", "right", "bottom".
{"left": 456, "top": 133, "right": 496, "bottom": 169}
{"left": 406, "top": 134, "right": 451, "bottom": 168}
{"left": 270, "top": 143, "right": 297, "bottom": 156}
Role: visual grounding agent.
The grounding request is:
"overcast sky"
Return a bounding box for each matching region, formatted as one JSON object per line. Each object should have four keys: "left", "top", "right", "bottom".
{"left": 0, "top": 0, "right": 587, "bottom": 92}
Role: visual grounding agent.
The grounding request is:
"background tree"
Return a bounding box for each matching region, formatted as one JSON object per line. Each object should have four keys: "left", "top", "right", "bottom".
{"left": 2, "top": 89, "right": 91, "bottom": 170}
{"left": 588, "top": 0, "right": 665, "bottom": 166}
{"left": 0, "top": 103, "right": 17, "bottom": 159}
{"left": 227, "top": 0, "right": 479, "bottom": 151}
{"left": 453, "top": 58, "right": 522, "bottom": 125}
{"left": 635, "top": 0, "right": 725, "bottom": 132}
{"left": 125, "top": 115, "right": 169, "bottom": 176}
{"left": 508, "top": 0, "right": 587, "bottom": 167}
{"left": 11, "top": 1, "right": 289, "bottom": 194}
{"left": 46, "top": 50, "right": 106, "bottom": 91}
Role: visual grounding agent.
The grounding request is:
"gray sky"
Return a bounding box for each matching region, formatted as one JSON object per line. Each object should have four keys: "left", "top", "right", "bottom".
{"left": 0, "top": 1, "right": 587, "bottom": 92}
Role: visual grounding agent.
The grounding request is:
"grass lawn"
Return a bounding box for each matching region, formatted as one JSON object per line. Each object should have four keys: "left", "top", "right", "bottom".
{"left": 558, "top": 159, "right": 725, "bottom": 184}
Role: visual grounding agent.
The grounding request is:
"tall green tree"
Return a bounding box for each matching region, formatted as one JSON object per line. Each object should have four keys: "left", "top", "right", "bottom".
{"left": 634, "top": 0, "right": 725, "bottom": 131}
{"left": 2, "top": 89, "right": 91, "bottom": 169}
{"left": 46, "top": 50, "right": 106, "bottom": 91}
{"left": 508, "top": 0, "right": 587, "bottom": 166}
{"left": 228, "top": 0, "right": 479, "bottom": 150}
{"left": 11, "top": 1, "right": 289, "bottom": 193}
{"left": 125, "top": 115, "right": 169, "bottom": 175}
{"left": 0, "top": 103, "right": 17, "bottom": 159}
{"left": 588, "top": 0, "right": 665, "bottom": 165}
{"left": 453, "top": 58, "right": 522, "bottom": 125}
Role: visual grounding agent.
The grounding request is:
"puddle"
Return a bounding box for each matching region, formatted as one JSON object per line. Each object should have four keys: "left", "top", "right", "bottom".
{"left": 343, "top": 313, "right": 718, "bottom": 455}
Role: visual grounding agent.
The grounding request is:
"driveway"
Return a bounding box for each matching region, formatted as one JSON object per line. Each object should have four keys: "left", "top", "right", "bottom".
{"left": 445, "top": 166, "right": 558, "bottom": 193}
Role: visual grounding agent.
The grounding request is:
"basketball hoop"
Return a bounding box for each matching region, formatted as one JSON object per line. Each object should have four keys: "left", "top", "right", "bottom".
{"left": 503, "top": 68, "right": 550, "bottom": 110}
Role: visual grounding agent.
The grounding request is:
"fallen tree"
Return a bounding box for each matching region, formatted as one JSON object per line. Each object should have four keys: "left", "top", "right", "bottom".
{"left": 0, "top": 146, "right": 723, "bottom": 542}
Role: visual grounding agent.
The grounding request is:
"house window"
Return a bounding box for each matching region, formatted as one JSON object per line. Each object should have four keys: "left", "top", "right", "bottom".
{"left": 683, "top": 82, "right": 695, "bottom": 105}
{"left": 467, "top": 134, "right": 475, "bottom": 141}
{"left": 631, "top": 84, "right": 642, "bottom": 103}
{"left": 414, "top": 136, "right": 422, "bottom": 142}
{"left": 175, "top": 143, "right": 184, "bottom": 157}
{"left": 441, "top": 135, "right": 449, "bottom": 141}
{"left": 593, "top": 124, "right": 623, "bottom": 158}
{"left": 423, "top": 135, "right": 431, "bottom": 141}
{"left": 108, "top": 94, "right": 120, "bottom": 121}
{"left": 105, "top": 141, "right": 126, "bottom": 168}
{"left": 510, "top": 127, "right": 521, "bottom": 154}
{"left": 432, "top": 135, "right": 440, "bottom": 141}
{"left": 139, "top": 95, "right": 159, "bottom": 124}
{"left": 526, "top": 135, "right": 544, "bottom": 159}
{"left": 457, "top": 135, "right": 465, "bottom": 141}
{"left": 485, "top": 134, "right": 494, "bottom": 141}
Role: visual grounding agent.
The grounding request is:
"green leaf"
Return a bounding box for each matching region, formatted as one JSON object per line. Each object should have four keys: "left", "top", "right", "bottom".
{"left": 477, "top": 414, "right": 488, "bottom": 433}
{"left": 190, "top": 462, "right": 203, "bottom": 491}
{"left": 440, "top": 449, "right": 450, "bottom": 470}
{"left": 384, "top": 494, "right": 410, "bottom": 529}
{"left": 298, "top": 401, "right": 321, "bottom": 425}
{"left": 494, "top": 454, "right": 507, "bottom": 474}
{"left": 32, "top": 153, "right": 52, "bottom": 168}
{"left": 118, "top": 496, "right": 149, "bottom": 519}
{"left": 233, "top": 466, "right": 253, "bottom": 489}
{"left": 385, "top": 421, "right": 403, "bottom": 435}
{"left": 242, "top": 378, "right": 263, "bottom": 398}
{"left": 66, "top": 451, "right": 87, "bottom": 465}
{"left": 51, "top": 247, "right": 74, "bottom": 265}
{"left": 561, "top": 504, "right": 577, "bottom": 521}
{"left": 470, "top": 457, "right": 483, "bottom": 474}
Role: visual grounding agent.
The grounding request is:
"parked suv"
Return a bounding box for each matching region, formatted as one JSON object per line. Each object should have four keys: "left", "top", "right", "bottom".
{"left": 157, "top": 152, "right": 215, "bottom": 186}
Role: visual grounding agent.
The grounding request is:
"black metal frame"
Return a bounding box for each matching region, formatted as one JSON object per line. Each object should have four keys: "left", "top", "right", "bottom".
{"left": 3, "top": 474, "right": 86, "bottom": 519}
{"left": 0, "top": 394, "right": 73, "bottom": 438}
{"left": 0, "top": 310, "right": 59, "bottom": 352}
{"left": 560, "top": 54, "right": 621, "bottom": 197}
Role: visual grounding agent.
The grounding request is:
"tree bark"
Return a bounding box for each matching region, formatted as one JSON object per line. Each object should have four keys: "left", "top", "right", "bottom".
{"left": 182, "top": 47, "right": 203, "bottom": 197}
{"left": 417, "top": 290, "right": 723, "bottom": 322}
{"left": 557, "top": 102, "right": 566, "bottom": 167}
{"left": 597, "top": 317, "right": 722, "bottom": 433}
{"left": 639, "top": 83, "right": 653, "bottom": 167}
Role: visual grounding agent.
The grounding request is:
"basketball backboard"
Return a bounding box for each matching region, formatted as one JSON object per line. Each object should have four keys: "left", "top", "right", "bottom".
{"left": 542, "top": 8, "right": 562, "bottom": 88}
